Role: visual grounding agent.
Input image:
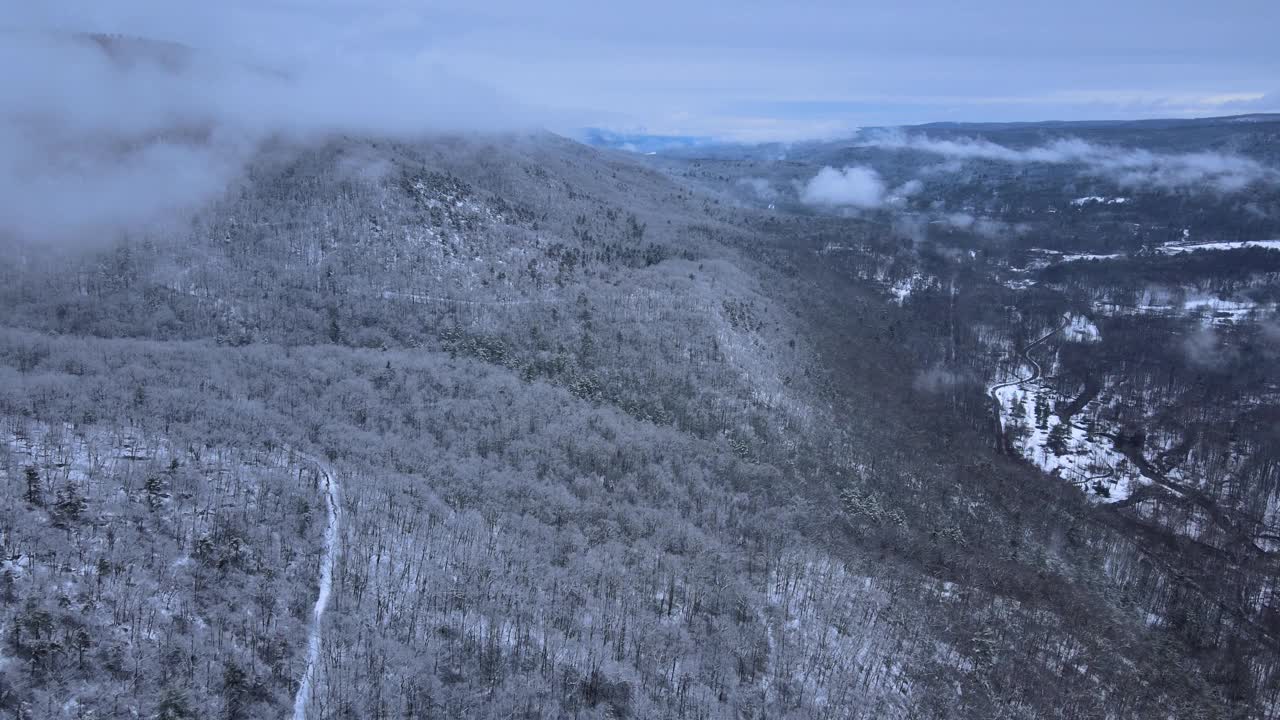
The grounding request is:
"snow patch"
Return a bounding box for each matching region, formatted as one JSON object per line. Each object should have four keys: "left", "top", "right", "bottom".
{"left": 885, "top": 273, "right": 929, "bottom": 304}
{"left": 1159, "top": 239, "right": 1280, "bottom": 255}
{"left": 1094, "top": 287, "right": 1275, "bottom": 326}
{"left": 993, "top": 381, "right": 1154, "bottom": 503}
{"left": 1058, "top": 252, "right": 1123, "bottom": 263}
{"left": 1061, "top": 314, "right": 1101, "bottom": 343}
{"left": 1070, "top": 196, "right": 1129, "bottom": 206}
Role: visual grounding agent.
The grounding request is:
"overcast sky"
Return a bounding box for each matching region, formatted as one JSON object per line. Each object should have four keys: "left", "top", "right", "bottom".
{"left": 16, "top": 0, "right": 1280, "bottom": 140}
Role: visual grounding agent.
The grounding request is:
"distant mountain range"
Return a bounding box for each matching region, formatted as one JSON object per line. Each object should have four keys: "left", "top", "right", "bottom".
{"left": 580, "top": 114, "right": 1280, "bottom": 155}
{"left": 909, "top": 113, "right": 1280, "bottom": 131}
{"left": 575, "top": 128, "right": 721, "bottom": 154}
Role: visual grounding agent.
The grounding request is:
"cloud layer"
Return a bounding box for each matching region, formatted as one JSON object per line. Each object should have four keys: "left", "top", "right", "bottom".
{"left": 800, "top": 166, "right": 887, "bottom": 208}
{"left": 1, "top": 30, "right": 537, "bottom": 244}
{"left": 14, "top": 1, "right": 1280, "bottom": 141}
{"left": 863, "top": 132, "right": 1280, "bottom": 193}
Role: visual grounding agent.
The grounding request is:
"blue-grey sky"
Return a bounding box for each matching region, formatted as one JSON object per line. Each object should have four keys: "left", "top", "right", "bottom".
{"left": 17, "top": 0, "right": 1280, "bottom": 140}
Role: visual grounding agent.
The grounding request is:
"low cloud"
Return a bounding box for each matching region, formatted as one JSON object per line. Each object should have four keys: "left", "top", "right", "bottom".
{"left": 861, "top": 131, "right": 1279, "bottom": 193}
{"left": 1, "top": 30, "right": 537, "bottom": 245}
{"left": 1263, "top": 320, "right": 1280, "bottom": 345}
{"left": 892, "top": 210, "right": 1026, "bottom": 244}
{"left": 892, "top": 179, "right": 924, "bottom": 199}
{"left": 913, "top": 365, "right": 969, "bottom": 393}
{"left": 1183, "top": 326, "right": 1237, "bottom": 369}
{"left": 1257, "top": 320, "right": 1280, "bottom": 362}
{"left": 1218, "top": 91, "right": 1280, "bottom": 114}
{"left": 800, "top": 166, "right": 886, "bottom": 208}
{"left": 932, "top": 212, "right": 1022, "bottom": 239}
{"left": 736, "top": 177, "right": 778, "bottom": 201}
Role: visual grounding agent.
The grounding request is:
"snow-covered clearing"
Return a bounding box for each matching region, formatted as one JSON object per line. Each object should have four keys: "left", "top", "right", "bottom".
{"left": 1182, "top": 294, "right": 1270, "bottom": 323}
{"left": 1158, "top": 239, "right": 1280, "bottom": 254}
{"left": 1094, "top": 287, "right": 1275, "bottom": 326}
{"left": 1070, "top": 196, "right": 1129, "bottom": 206}
{"left": 992, "top": 381, "right": 1154, "bottom": 503}
{"left": 885, "top": 273, "right": 930, "bottom": 304}
{"left": 1022, "top": 248, "right": 1124, "bottom": 266}
{"left": 985, "top": 316, "right": 1150, "bottom": 503}
{"left": 1003, "top": 276, "right": 1037, "bottom": 290}
{"left": 1061, "top": 314, "right": 1101, "bottom": 343}
{"left": 1058, "top": 252, "right": 1124, "bottom": 262}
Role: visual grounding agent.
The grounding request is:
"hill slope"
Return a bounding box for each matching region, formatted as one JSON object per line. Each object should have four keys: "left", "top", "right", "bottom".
{"left": 1, "top": 131, "right": 1274, "bottom": 718}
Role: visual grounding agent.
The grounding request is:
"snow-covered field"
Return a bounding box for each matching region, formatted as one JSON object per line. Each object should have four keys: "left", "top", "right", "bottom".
{"left": 883, "top": 272, "right": 932, "bottom": 305}
{"left": 1182, "top": 294, "right": 1270, "bottom": 323}
{"left": 1094, "top": 287, "right": 1275, "bottom": 325}
{"left": 888, "top": 277, "right": 916, "bottom": 304}
{"left": 992, "top": 380, "right": 1154, "bottom": 503}
{"left": 1061, "top": 313, "right": 1101, "bottom": 343}
{"left": 1158, "top": 239, "right": 1280, "bottom": 254}
{"left": 1022, "top": 248, "right": 1125, "bottom": 265}
{"left": 1070, "top": 196, "right": 1129, "bottom": 207}
{"left": 1058, "top": 252, "right": 1124, "bottom": 262}
{"left": 1021, "top": 237, "right": 1280, "bottom": 269}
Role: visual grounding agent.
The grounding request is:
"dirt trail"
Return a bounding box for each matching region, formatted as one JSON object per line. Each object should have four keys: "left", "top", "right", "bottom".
{"left": 292, "top": 454, "right": 341, "bottom": 720}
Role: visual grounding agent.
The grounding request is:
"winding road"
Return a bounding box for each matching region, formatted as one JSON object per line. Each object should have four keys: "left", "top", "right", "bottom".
{"left": 988, "top": 314, "right": 1070, "bottom": 453}
{"left": 292, "top": 454, "right": 341, "bottom": 720}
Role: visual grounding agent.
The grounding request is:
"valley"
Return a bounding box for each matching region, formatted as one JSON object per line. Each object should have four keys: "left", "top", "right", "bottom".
{"left": 2, "top": 110, "right": 1279, "bottom": 716}
{"left": 5, "top": 6, "right": 1280, "bottom": 718}
{"left": 614, "top": 114, "right": 1280, "bottom": 714}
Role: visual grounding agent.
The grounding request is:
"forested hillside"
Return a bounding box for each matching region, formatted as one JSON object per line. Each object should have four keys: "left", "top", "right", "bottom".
{"left": 2, "top": 130, "right": 1277, "bottom": 718}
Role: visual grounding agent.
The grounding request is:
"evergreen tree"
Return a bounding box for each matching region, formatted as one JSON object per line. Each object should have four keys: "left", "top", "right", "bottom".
{"left": 145, "top": 475, "right": 167, "bottom": 511}
{"left": 1034, "top": 391, "right": 1050, "bottom": 430}
{"left": 22, "top": 466, "right": 42, "bottom": 507}
{"left": 157, "top": 687, "right": 194, "bottom": 720}
{"left": 52, "top": 484, "right": 86, "bottom": 527}
{"left": 222, "top": 661, "right": 249, "bottom": 720}
{"left": 1047, "top": 422, "right": 1071, "bottom": 456}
